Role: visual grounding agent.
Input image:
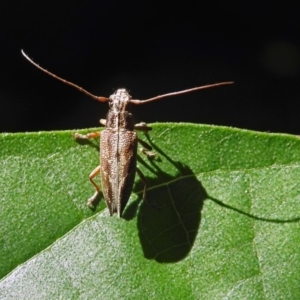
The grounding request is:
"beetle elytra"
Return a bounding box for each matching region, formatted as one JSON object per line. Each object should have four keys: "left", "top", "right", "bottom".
{"left": 21, "top": 49, "right": 233, "bottom": 217}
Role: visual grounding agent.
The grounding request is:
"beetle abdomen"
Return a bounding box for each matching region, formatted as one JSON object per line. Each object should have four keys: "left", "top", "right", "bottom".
{"left": 100, "top": 129, "right": 137, "bottom": 217}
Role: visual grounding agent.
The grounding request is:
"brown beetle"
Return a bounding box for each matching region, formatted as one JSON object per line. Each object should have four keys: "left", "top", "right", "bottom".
{"left": 21, "top": 50, "right": 233, "bottom": 217}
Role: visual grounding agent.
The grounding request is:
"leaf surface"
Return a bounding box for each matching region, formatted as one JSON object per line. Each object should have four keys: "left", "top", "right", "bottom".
{"left": 1, "top": 123, "right": 300, "bottom": 299}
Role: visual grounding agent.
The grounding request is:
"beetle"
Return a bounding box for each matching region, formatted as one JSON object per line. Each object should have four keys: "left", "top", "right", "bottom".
{"left": 21, "top": 50, "right": 233, "bottom": 217}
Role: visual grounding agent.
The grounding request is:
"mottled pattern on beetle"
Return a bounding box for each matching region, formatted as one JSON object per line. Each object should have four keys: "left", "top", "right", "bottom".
{"left": 100, "top": 129, "right": 137, "bottom": 216}
{"left": 106, "top": 110, "right": 134, "bottom": 131}
{"left": 100, "top": 90, "right": 138, "bottom": 216}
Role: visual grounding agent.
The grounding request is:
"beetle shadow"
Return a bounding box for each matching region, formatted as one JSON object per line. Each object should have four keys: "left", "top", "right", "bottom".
{"left": 208, "top": 196, "right": 300, "bottom": 223}
{"left": 123, "top": 133, "right": 300, "bottom": 263}
{"left": 123, "top": 134, "right": 208, "bottom": 263}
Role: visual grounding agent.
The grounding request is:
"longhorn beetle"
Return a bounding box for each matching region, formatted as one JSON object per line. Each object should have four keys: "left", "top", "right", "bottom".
{"left": 21, "top": 50, "right": 233, "bottom": 217}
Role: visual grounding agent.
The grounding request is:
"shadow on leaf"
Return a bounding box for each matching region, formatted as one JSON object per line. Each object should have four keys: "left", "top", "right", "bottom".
{"left": 209, "top": 196, "right": 300, "bottom": 223}
{"left": 127, "top": 134, "right": 207, "bottom": 263}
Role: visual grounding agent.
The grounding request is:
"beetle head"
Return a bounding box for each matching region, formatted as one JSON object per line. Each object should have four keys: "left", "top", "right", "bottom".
{"left": 109, "top": 89, "right": 132, "bottom": 112}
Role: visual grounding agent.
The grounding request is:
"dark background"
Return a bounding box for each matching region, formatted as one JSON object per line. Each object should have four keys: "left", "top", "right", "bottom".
{"left": 1, "top": 1, "right": 299, "bottom": 134}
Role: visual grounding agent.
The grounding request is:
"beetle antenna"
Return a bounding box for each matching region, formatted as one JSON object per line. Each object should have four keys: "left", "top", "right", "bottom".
{"left": 130, "top": 81, "right": 234, "bottom": 105}
{"left": 21, "top": 50, "right": 109, "bottom": 103}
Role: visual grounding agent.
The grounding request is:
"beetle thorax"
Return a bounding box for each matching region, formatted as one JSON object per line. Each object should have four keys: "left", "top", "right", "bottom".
{"left": 106, "top": 89, "right": 134, "bottom": 131}
{"left": 109, "top": 89, "right": 132, "bottom": 113}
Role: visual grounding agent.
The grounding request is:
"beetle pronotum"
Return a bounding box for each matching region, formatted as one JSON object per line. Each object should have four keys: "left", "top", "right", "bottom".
{"left": 21, "top": 50, "right": 233, "bottom": 217}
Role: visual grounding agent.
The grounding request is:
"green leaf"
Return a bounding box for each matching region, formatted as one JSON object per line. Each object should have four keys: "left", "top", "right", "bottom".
{"left": 1, "top": 123, "right": 300, "bottom": 299}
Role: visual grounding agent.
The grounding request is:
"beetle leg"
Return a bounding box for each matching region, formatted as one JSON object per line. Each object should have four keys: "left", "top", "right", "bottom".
{"left": 99, "top": 119, "right": 106, "bottom": 126}
{"left": 134, "top": 122, "right": 152, "bottom": 132}
{"left": 136, "top": 167, "right": 159, "bottom": 210}
{"left": 73, "top": 131, "right": 101, "bottom": 139}
{"left": 86, "top": 165, "right": 101, "bottom": 207}
{"left": 138, "top": 138, "right": 156, "bottom": 158}
{"left": 73, "top": 131, "right": 102, "bottom": 207}
{"left": 135, "top": 122, "right": 156, "bottom": 156}
{"left": 136, "top": 167, "right": 148, "bottom": 200}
